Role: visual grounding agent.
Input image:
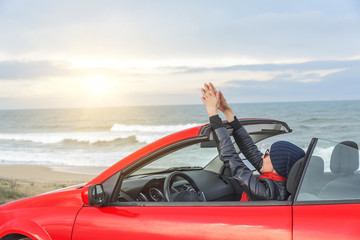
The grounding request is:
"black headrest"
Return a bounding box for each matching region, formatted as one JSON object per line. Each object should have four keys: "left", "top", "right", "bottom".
{"left": 286, "top": 157, "right": 305, "bottom": 196}
{"left": 330, "top": 141, "right": 359, "bottom": 174}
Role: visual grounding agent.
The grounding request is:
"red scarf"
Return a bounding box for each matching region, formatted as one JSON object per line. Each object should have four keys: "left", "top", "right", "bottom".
{"left": 240, "top": 172, "right": 287, "bottom": 201}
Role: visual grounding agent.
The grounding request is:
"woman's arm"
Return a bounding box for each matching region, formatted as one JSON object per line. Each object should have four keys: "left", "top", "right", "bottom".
{"left": 212, "top": 121, "right": 275, "bottom": 200}
{"left": 208, "top": 82, "right": 264, "bottom": 171}
{"left": 202, "top": 83, "right": 273, "bottom": 200}
{"left": 231, "top": 123, "right": 264, "bottom": 172}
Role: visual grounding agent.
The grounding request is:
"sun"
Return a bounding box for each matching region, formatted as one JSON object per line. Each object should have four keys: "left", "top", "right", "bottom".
{"left": 88, "top": 77, "right": 109, "bottom": 94}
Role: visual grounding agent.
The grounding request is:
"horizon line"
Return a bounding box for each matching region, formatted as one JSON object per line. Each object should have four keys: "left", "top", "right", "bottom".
{"left": 1, "top": 99, "right": 359, "bottom": 111}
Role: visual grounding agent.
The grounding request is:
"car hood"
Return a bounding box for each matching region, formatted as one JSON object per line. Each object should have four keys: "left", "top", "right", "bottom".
{"left": 0, "top": 184, "right": 84, "bottom": 211}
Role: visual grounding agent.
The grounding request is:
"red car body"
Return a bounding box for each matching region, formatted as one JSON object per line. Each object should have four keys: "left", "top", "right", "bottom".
{"left": 1, "top": 119, "right": 359, "bottom": 240}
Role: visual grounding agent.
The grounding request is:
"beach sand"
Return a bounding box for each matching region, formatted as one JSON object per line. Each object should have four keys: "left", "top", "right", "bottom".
{"left": 0, "top": 165, "right": 107, "bottom": 204}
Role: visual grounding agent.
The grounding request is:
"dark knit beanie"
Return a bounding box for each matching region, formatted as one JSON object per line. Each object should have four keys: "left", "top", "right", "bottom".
{"left": 270, "top": 141, "right": 305, "bottom": 178}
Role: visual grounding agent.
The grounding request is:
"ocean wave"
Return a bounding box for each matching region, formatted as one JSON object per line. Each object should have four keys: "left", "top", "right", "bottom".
{"left": 62, "top": 136, "right": 139, "bottom": 146}
{"left": 0, "top": 150, "right": 131, "bottom": 167}
{"left": 0, "top": 132, "right": 165, "bottom": 145}
{"left": 300, "top": 117, "right": 324, "bottom": 122}
{"left": 110, "top": 123, "right": 200, "bottom": 133}
{"left": 0, "top": 132, "right": 117, "bottom": 144}
{"left": 0, "top": 125, "right": 198, "bottom": 145}
{"left": 0, "top": 123, "right": 201, "bottom": 145}
{"left": 61, "top": 134, "right": 169, "bottom": 146}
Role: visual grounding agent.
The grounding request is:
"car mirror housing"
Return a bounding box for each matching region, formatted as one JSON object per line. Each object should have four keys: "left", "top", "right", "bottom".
{"left": 88, "top": 184, "right": 106, "bottom": 207}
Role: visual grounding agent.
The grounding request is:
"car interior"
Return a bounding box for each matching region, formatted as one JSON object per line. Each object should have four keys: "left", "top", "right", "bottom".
{"left": 296, "top": 140, "right": 360, "bottom": 201}
{"left": 106, "top": 121, "right": 294, "bottom": 205}
{"left": 98, "top": 120, "right": 360, "bottom": 206}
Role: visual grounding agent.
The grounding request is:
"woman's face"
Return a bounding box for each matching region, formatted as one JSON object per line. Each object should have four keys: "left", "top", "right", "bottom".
{"left": 260, "top": 148, "right": 275, "bottom": 173}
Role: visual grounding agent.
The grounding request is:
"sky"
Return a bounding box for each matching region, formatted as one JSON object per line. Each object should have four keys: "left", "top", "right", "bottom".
{"left": 0, "top": 0, "right": 359, "bottom": 109}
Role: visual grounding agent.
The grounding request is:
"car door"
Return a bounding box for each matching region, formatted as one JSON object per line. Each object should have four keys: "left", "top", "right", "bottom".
{"left": 72, "top": 202, "right": 292, "bottom": 240}
{"left": 292, "top": 139, "right": 360, "bottom": 240}
{"left": 72, "top": 119, "right": 293, "bottom": 240}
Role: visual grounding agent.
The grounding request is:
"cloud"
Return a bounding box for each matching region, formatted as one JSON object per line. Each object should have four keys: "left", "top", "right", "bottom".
{"left": 220, "top": 64, "right": 360, "bottom": 102}
{"left": 0, "top": 1, "right": 359, "bottom": 61}
{"left": 175, "top": 59, "right": 360, "bottom": 74}
{"left": 0, "top": 60, "right": 74, "bottom": 80}
{"left": 0, "top": 57, "right": 358, "bottom": 109}
{"left": 0, "top": 1, "right": 359, "bottom": 108}
{"left": 0, "top": 60, "right": 129, "bottom": 81}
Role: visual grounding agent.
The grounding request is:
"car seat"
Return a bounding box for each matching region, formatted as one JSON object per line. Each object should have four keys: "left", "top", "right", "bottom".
{"left": 286, "top": 156, "right": 326, "bottom": 201}
{"left": 286, "top": 157, "right": 305, "bottom": 200}
{"left": 297, "top": 156, "right": 325, "bottom": 200}
{"left": 318, "top": 141, "right": 360, "bottom": 200}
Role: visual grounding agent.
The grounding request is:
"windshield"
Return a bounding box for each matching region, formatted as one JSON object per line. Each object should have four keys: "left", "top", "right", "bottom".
{"left": 130, "top": 142, "right": 219, "bottom": 175}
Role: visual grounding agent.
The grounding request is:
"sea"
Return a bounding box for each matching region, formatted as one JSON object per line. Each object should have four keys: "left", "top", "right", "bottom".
{"left": 0, "top": 100, "right": 359, "bottom": 167}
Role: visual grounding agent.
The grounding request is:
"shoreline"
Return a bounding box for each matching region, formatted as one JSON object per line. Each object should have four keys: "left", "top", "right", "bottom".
{"left": 0, "top": 165, "right": 107, "bottom": 204}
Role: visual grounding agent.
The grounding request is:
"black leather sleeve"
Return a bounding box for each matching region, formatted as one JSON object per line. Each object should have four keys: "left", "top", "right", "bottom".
{"left": 232, "top": 127, "right": 264, "bottom": 172}
{"left": 209, "top": 115, "right": 223, "bottom": 130}
{"left": 213, "top": 127, "right": 276, "bottom": 200}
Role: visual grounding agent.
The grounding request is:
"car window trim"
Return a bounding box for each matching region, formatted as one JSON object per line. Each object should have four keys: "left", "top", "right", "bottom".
{"left": 294, "top": 199, "right": 360, "bottom": 205}
{"left": 108, "top": 200, "right": 292, "bottom": 207}
{"left": 199, "top": 119, "right": 292, "bottom": 137}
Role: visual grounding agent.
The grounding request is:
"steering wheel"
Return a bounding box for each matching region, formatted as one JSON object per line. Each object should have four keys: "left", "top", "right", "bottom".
{"left": 163, "top": 171, "right": 206, "bottom": 202}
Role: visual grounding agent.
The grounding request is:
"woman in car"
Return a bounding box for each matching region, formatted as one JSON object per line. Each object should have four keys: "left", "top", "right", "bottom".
{"left": 201, "top": 82, "right": 305, "bottom": 201}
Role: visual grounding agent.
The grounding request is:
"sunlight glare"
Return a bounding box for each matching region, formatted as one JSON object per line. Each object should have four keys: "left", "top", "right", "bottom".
{"left": 88, "top": 77, "right": 108, "bottom": 94}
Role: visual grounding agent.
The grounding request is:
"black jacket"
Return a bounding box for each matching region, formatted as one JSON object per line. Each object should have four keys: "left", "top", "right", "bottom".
{"left": 211, "top": 115, "right": 289, "bottom": 201}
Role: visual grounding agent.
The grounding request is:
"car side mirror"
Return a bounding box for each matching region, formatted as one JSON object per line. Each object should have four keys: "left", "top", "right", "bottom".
{"left": 88, "top": 184, "right": 106, "bottom": 207}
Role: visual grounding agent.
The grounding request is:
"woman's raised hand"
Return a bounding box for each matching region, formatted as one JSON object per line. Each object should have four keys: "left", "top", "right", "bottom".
{"left": 201, "top": 83, "right": 220, "bottom": 117}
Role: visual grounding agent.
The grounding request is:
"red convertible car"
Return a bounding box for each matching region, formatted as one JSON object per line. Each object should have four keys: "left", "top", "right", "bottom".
{"left": 0, "top": 119, "right": 359, "bottom": 240}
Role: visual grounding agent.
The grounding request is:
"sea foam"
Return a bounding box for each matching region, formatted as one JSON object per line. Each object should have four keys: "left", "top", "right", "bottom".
{"left": 110, "top": 123, "right": 200, "bottom": 133}
{"left": 0, "top": 123, "right": 201, "bottom": 145}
